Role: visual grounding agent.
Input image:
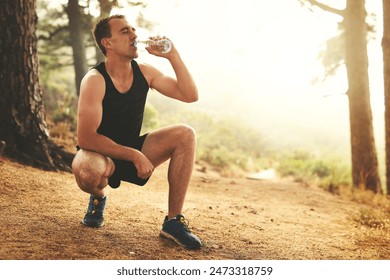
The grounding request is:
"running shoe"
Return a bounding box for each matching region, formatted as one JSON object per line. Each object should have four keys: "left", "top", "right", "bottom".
{"left": 160, "top": 214, "right": 202, "bottom": 249}
{"left": 82, "top": 195, "right": 106, "bottom": 228}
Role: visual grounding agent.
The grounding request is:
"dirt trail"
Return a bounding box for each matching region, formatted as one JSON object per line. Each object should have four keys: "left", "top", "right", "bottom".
{"left": 0, "top": 157, "right": 388, "bottom": 260}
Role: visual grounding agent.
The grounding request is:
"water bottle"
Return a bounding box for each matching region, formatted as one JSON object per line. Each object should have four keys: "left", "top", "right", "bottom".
{"left": 135, "top": 38, "right": 172, "bottom": 54}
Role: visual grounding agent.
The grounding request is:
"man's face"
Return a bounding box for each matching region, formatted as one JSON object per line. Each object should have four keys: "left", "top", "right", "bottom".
{"left": 105, "top": 18, "right": 138, "bottom": 58}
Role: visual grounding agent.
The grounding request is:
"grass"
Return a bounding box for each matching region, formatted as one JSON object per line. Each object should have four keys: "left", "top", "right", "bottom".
{"left": 355, "top": 208, "right": 390, "bottom": 229}
{"left": 353, "top": 206, "right": 390, "bottom": 257}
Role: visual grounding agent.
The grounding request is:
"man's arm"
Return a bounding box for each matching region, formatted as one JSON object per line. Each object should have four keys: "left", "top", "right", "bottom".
{"left": 142, "top": 40, "right": 198, "bottom": 102}
{"left": 77, "top": 70, "right": 154, "bottom": 179}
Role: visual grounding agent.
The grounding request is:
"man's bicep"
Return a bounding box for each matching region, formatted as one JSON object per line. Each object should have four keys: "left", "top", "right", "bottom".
{"left": 77, "top": 74, "right": 105, "bottom": 139}
{"left": 142, "top": 63, "right": 180, "bottom": 100}
{"left": 151, "top": 74, "right": 180, "bottom": 98}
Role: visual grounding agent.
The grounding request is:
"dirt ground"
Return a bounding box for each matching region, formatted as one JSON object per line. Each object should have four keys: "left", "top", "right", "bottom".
{"left": 0, "top": 156, "right": 389, "bottom": 260}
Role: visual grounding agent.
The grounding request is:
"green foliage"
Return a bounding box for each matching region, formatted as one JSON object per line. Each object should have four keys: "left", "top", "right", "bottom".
{"left": 37, "top": 1, "right": 76, "bottom": 71}
{"left": 277, "top": 150, "right": 312, "bottom": 178}
{"left": 141, "top": 103, "right": 159, "bottom": 133}
{"left": 146, "top": 98, "right": 354, "bottom": 181}
{"left": 148, "top": 105, "right": 268, "bottom": 176}
{"left": 52, "top": 106, "right": 77, "bottom": 129}
{"left": 314, "top": 30, "right": 345, "bottom": 83}
{"left": 195, "top": 117, "right": 265, "bottom": 172}
{"left": 41, "top": 64, "right": 77, "bottom": 130}
{"left": 277, "top": 150, "right": 351, "bottom": 188}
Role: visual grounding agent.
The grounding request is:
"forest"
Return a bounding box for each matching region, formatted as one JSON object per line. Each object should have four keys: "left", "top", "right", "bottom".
{"left": 0, "top": 0, "right": 389, "bottom": 265}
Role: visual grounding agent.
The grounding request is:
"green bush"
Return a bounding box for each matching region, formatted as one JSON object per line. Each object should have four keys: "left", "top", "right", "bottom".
{"left": 52, "top": 107, "right": 77, "bottom": 129}
{"left": 150, "top": 106, "right": 268, "bottom": 176}
{"left": 141, "top": 103, "right": 159, "bottom": 133}
{"left": 310, "top": 160, "right": 331, "bottom": 178}
{"left": 41, "top": 65, "right": 77, "bottom": 131}
{"left": 277, "top": 150, "right": 351, "bottom": 188}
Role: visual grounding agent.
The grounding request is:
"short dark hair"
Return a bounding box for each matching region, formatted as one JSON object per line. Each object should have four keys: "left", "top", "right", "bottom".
{"left": 93, "top": 14, "right": 125, "bottom": 56}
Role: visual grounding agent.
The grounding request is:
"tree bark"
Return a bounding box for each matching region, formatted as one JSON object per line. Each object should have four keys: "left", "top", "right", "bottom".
{"left": 94, "top": 0, "right": 117, "bottom": 64}
{"left": 0, "top": 0, "right": 73, "bottom": 171}
{"left": 383, "top": 0, "right": 390, "bottom": 195}
{"left": 301, "top": 0, "right": 381, "bottom": 193}
{"left": 66, "top": 0, "right": 88, "bottom": 95}
{"left": 344, "top": 0, "right": 382, "bottom": 193}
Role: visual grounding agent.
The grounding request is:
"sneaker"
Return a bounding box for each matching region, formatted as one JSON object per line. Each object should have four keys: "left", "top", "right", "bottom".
{"left": 160, "top": 214, "right": 202, "bottom": 249}
{"left": 82, "top": 195, "right": 106, "bottom": 228}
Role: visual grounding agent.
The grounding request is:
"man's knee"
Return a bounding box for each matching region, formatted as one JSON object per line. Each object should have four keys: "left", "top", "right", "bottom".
{"left": 176, "top": 124, "right": 196, "bottom": 145}
{"left": 72, "top": 150, "right": 114, "bottom": 191}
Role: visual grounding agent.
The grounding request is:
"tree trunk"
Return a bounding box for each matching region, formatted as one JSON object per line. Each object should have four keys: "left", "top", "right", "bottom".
{"left": 344, "top": 0, "right": 382, "bottom": 193}
{"left": 383, "top": 0, "right": 390, "bottom": 195}
{"left": 94, "top": 0, "right": 116, "bottom": 64}
{"left": 67, "top": 0, "right": 88, "bottom": 95}
{"left": 0, "top": 0, "right": 73, "bottom": 171}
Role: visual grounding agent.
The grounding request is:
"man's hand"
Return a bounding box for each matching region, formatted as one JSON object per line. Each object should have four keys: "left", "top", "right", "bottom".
{"left": 145, "top": 36, "right": 177, "bottom": 58}
{"left": 133, "top": 150, "right": 154, "bottom": 179}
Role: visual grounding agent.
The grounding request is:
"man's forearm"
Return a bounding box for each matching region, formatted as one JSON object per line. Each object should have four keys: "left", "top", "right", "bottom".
{"left": 169, "top": 54, "right": 198, "bottom": 102}
{"left": 78, "top": 133, "right": 140, "bottom": 162}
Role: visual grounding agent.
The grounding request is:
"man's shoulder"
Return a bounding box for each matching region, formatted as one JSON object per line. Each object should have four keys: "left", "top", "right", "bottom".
{"left": 80, "top": 68, "right": 105, "bottom": 93}
{"left": 137, "top": 62, "right": 160, "bottom": 79}
{"left": 138, "top": 62, "right": 157, "bottom": 71}
{"left": 83, "top": 68, "right": 104, "bottom": 82}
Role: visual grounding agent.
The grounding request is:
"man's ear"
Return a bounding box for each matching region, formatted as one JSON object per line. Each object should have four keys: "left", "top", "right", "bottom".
{"left": 101, "top": 38, "right": 111, "bottom": 50}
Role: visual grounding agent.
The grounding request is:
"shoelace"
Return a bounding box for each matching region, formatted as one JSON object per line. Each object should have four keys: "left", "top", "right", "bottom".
{"left": 90, "top": 198, "right": 105, "bottom": 215}
{"left": 91, "top": 198, "right": 99, "bottom": 215}
{"left": 178, "top": 216, "right": 191, "bottom": 231}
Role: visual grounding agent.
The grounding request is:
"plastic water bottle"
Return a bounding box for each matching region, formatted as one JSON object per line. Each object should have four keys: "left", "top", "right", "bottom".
{"left": 135, "top": 38, "right": 172, "bottom": 54}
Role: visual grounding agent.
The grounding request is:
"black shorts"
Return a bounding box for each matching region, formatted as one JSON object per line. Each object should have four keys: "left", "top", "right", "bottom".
{"left": 76, "top": 134, "right": 149, "bottom": 189}
{"left": 108, "top": 134, "right": 149, "bottom": 188}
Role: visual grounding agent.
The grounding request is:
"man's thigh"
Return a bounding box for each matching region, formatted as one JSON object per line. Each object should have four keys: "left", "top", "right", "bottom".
{"left": 141, "top": 124, "right": 195, "bottom": 167}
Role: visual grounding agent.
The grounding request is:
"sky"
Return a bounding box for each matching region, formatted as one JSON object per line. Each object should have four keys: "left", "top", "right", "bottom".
{"left": 113, "top": 0, "right": 385, "bottom": 158}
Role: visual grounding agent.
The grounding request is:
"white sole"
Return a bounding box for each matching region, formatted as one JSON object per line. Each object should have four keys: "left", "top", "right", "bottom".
{"left": 159, "top": 230, "right": 186, "bottom": 248}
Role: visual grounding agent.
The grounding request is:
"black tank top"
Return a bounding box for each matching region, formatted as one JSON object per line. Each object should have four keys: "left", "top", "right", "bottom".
{"left": 93, "top": 60, "right": 149, "bottom": 146}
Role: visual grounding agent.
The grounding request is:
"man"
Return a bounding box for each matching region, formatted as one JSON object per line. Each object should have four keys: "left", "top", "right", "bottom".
{"left": 71, "top": 14, "right": 202, "bottom": 250}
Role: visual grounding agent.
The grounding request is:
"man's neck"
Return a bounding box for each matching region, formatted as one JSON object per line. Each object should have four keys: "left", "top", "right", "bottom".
{"left": 105, "top": 56, "right": 132, "bottom": 80}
